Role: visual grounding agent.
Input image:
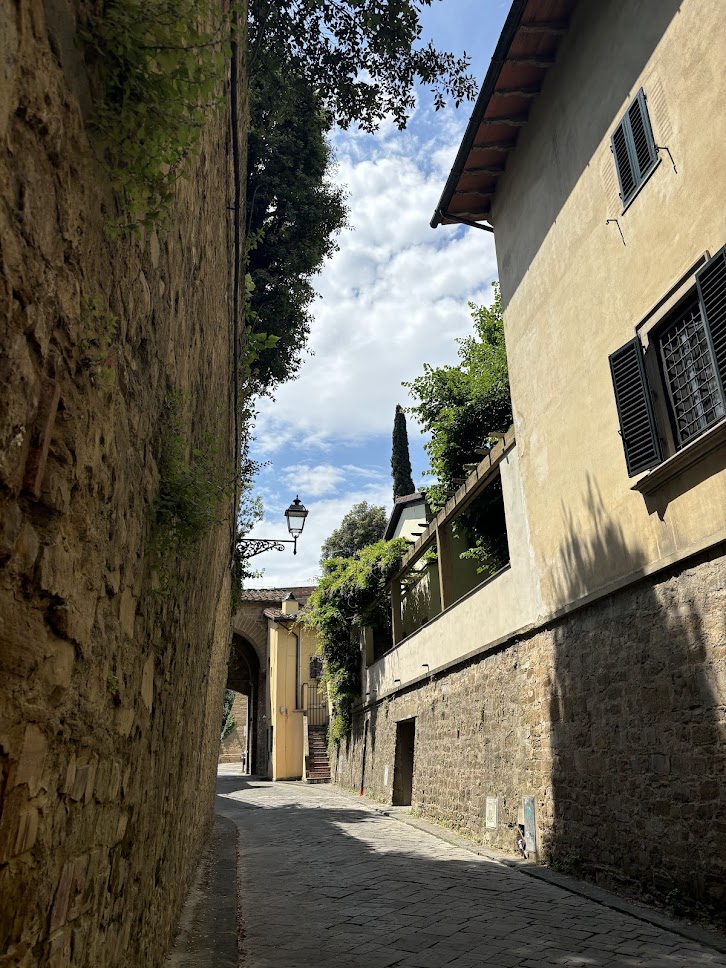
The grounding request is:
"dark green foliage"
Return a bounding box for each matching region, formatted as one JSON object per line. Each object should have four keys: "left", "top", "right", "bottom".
{"left": 150, "top": 394, "right": 231, "bottom": 567}
{"left": 457, "top": 476, "right": 510, "bottom": 576}
{"left": 249, "top": 0, "right": 476, "bottom": 132}
{"left": 81, "top": 0, "right": 230, "bottom": 231}
{"left": 246, "top": 67, "right": 348, "bottom": 392}
{"left": 391, "top": 404, "right": 415, "bottom": 499}
{"left": 319, "top": 501, "right": 387, "bottom": 567}
{"left": 404, "top": 284, "right": 512, "bottom": 574}
{"left": 221, "top": 689, "right": 236, "bottom": 740}
{"left": 304, "top": 538, "right": 408, "bottom": 743}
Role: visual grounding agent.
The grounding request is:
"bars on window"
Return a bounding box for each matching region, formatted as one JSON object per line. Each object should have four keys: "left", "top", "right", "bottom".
{"left": 658, "top": 297, "right": 725, "bottom": 447}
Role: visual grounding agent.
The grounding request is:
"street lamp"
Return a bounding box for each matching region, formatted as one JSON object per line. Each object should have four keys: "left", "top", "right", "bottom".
{"left": 284, "top": 496, "right": 309, "bottom": 552}
{"left": 236, "top": 496, "right": 309, "bottom": 559}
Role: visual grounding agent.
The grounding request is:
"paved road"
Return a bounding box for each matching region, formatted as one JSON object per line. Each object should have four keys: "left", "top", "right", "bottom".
{"left": 216, "top": 770, "right": 726, "bottom": 968}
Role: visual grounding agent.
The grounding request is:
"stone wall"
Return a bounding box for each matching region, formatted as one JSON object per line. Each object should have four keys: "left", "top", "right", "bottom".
{"left": 0, "top": 1, "right": 245, "bottom": 964}
{"left": 219, "top": 693, "right": 248, "bottom": 764}
{"left": 337, "top": 548, "right": 726, "bottom": 923}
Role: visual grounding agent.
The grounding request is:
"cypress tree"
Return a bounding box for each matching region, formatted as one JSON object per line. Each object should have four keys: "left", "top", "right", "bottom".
{"left": 391, "top": 405, "right": 415, "bottom": 499}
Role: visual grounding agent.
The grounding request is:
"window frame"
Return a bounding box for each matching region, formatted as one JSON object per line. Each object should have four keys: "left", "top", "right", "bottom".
{"left": 648, "top": 292, "right": 725, "bottom": 450}
{"left": 610, "top": 88, "right": 659, "bottom": 209}
{"left": 611, "top": 249, "right": 726, "bottom": 483}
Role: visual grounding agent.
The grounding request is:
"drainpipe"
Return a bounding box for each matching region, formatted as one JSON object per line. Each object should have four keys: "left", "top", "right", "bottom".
{"left": 359, "top": 717, "right": 370, "bottom": 796}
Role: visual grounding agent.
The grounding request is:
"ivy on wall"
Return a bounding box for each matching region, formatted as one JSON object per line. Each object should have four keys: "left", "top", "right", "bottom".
{"left": 303, "top": 538, "right": 408, "bottom": 745}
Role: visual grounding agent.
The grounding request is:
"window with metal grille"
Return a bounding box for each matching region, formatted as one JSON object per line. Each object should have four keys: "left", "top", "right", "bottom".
{"left": 611, "top": 89, "right": 658, "bottom": 206}
{"left": 658, "top": 297, "right": 725, "bottom": 446}
{"left": 610, "top": 245, "right": 726, "bottom": 478}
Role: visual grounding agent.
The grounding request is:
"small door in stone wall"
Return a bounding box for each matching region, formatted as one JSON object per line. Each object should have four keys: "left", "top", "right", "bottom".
{"left": 392, "top": 718, "right": 416, "bottom": 806}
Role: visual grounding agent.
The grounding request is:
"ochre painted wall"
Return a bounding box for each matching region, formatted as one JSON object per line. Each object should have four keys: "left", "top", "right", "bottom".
{"left": 269, "top": 622, "right": 321, "bottom": 780}
{"left": 492, "top": 0, "right": 726, "bottom": 612}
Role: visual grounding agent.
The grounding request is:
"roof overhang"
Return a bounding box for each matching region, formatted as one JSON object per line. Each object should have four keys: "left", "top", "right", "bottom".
{"left": 431, "top": 0, "right": 578, "bottom": 231}
{"left": 383, "top": 491, "right": 428, "bottom": 541}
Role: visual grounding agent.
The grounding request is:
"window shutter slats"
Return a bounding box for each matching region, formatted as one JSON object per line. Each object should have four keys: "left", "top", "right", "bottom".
{"left": 609, "top": 338, "right": 662, "bottom": 476}
{"left": 697, "top": 246, "right": 726, "bottom": 398}
{"left": 628, "top": 91, "right": 657, "bottom": 179}
{"left": 612, "top": 122, "right": 635, "bottom": 202}
{"left": 611, "top": 89, "right": 657, "bottom": 205}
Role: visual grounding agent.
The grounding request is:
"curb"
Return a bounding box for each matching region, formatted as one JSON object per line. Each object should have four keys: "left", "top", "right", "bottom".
{"left": 165, "top": 814, "right": 240, "bottom": 967}
{"left": 349, "top": 794, "right": 726, "bottom": 958}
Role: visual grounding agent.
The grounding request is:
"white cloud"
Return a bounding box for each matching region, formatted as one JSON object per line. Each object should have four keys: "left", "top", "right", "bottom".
{"left": 244, "top": 481, "right": 394, "bottom": 589}
{"left": 244, "top": 87, "right": 499, "bottom": 587}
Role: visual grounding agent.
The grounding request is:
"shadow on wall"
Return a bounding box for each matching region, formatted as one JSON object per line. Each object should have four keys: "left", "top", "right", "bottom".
{"left": 499, "top": 0, "right": 683, "bottom": 310}
{"left": 548, "top": 480, "right": 725, "bottom": 922}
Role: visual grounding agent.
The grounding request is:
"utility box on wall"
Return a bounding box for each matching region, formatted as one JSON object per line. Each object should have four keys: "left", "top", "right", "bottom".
{"left": 485, "top": 797, "right": 499, "bottom": 830}
{"left": 523, "top": 795, "right": 537, "bottom": 856}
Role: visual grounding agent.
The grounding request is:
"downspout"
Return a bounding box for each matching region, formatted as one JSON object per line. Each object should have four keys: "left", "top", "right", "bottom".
{"left": 359, "top": 717, "right": 369, "bottom": 796}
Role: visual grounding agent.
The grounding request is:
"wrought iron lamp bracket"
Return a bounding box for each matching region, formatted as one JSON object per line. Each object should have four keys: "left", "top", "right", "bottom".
{"left": 236, "top": 537, "right": 298, "bottom": 558}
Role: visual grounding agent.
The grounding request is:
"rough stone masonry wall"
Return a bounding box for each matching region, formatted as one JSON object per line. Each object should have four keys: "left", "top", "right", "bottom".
{"left": 0, "top": 1, "right": 245, "bottom": 965}
{"left": 337, "top": 549, "right": 726, "bottom": 923}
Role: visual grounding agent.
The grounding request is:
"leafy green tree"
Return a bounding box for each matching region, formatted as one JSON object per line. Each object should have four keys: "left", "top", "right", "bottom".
{"left": 246, "top": 68, "right": 348, "bottom": 392}
{"left": 249, "top": 0, "right": 477, "bottom": 133}
{"left": 305, "top": 538, "right": 408, "bottom": 743}
{"left": 405, "top": 285, "right": 511, "bottom": 510}
{"left": 391, "top": 404, "right": 415, "bottom": 499}
{"left": 404, "top": 284, "right": 512, "bottom": 575}
{"left": 320, "top": 501, "right": 387, "bottom": 566}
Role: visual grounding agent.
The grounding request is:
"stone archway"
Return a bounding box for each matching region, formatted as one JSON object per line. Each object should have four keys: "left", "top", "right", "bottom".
{"left": 227, "top": 633, "right": 262, "bottom": 774}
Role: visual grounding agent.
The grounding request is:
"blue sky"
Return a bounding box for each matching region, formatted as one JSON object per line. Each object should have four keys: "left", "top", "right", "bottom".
{"left": 244, "top": 2, "right": 508, "bottom": 587}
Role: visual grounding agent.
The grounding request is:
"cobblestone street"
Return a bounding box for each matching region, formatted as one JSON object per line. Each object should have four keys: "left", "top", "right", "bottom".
{"left": 215, "top": 770, "right": 726, "bottom": 968}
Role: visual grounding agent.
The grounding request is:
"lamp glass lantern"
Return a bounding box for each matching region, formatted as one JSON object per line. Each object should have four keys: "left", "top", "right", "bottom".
{"left": 284, "top": 496, "right": 308, "bottom": 553}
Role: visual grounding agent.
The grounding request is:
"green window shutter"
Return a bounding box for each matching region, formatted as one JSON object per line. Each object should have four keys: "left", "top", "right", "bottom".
{"left": 611, "top": 89, "right": 658, "bottom": 205}
{"left": 627, "top": 90, "right": 658, "bottom": 181}
{"left": 696, "top": 245, "right": 726, "bottom": 401}
{"left": 611, "top": 120, "right": 635, "bottom": 203}
{"left": 609, "top": 338, "right": 662, "bottom": 476}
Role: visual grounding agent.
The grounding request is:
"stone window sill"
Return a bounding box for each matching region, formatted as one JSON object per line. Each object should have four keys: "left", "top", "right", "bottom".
{"left": 631, "top": 417, "right": 726, "bottom": 496}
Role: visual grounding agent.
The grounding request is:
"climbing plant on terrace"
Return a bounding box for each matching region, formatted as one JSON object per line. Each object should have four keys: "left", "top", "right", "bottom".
{"left": 303, "top": 538, "right": 408, "bottom": 744}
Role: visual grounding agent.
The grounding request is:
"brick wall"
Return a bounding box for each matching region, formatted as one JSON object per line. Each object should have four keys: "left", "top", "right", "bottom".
{"left": 336, "top": 549, "right": 726, "bottom": 923}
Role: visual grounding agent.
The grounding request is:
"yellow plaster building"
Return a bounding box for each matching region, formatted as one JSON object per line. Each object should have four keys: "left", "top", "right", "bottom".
{"left": 335, "top": 0, "right": 726, "bottom": 918}
{"left": 229, "top": 588, "right": 329, "bottom": 782}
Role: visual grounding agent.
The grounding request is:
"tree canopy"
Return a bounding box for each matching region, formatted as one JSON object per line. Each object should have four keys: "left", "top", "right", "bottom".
{"left": 391, "top": 404, "right": 415, "bottom": 499}
{"left": 245, "top": 67, "right": 348, "bottom": 393}
{"left": 305, "top": 537, "right": 408, "bottom": 742}
{"left": 404, "top": 285, "right": 512, "bottom": 512}
{"left": 404, "top": 285, "right": 512, "bottom": 576}
{"left": 319, "top": 501, "right": 387, "bottom": 566}
{"left": 248, "top": 0, "right": 477, "bottom": 133}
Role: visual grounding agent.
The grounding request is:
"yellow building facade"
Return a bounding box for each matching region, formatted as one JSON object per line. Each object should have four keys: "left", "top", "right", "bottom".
{"left": 336, "top": 0, "right": 726, "bottom": 918}
{"left": 230, "top": 589, "right": 329, "bottom": 782}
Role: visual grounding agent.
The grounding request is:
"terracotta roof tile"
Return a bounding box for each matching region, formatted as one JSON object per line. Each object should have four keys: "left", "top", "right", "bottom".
{"left": 238, "top": 586, "right": 315, "bottom": 604}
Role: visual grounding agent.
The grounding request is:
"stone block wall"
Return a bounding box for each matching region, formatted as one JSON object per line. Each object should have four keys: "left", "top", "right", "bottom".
{"left": 0, "top": 1, "right": 245, "bottom": 965}
{"left": 219, "top": 693, "right": 249, "bottom": 764}
{"left": 337, "top": 548, "right": 726, "bottom": 923}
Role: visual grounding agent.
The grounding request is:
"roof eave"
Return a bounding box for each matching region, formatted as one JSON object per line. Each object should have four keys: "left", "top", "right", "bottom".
{"left": 430, "top": 0, "right": 529, "bottom": 230}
